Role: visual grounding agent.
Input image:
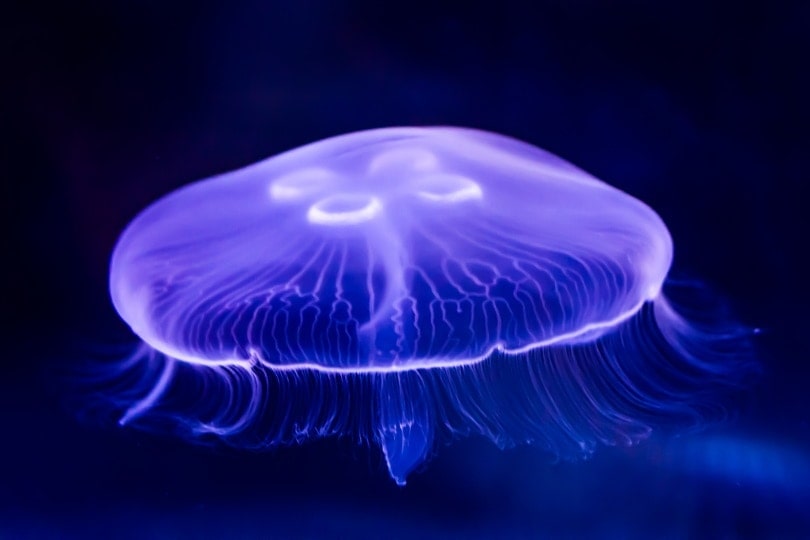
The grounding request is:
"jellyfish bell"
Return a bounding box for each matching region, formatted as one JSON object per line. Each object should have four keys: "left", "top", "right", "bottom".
{"left": 110, "top": 127, "right": 671, "bottom": 370}
{"left": 102, "top": 127, "right": 755, "bottom": 485}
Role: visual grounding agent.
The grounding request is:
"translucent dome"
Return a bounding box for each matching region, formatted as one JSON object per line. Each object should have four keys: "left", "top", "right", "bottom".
{"left": 110, "top": 127, "right": 672, "bottom": 371}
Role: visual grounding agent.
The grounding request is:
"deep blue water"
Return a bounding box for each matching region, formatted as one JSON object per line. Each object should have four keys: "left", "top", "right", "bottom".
{"left": 4, "top": 1, "right": 809, "bottom": 537}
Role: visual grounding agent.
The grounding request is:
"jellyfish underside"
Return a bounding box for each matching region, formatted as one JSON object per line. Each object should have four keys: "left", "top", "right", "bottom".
{"left": 104, "top": 127, "right": 754, "bottom": 485}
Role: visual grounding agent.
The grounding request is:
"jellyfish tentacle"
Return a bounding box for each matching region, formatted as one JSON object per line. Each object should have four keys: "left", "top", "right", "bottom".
{"left": 118, "top": 348, "right": 176, "bottom": 425}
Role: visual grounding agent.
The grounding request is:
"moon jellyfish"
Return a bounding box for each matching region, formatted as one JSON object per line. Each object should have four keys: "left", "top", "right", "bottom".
{"left": 101, "top": 127, "right": 755, "bottom": 485}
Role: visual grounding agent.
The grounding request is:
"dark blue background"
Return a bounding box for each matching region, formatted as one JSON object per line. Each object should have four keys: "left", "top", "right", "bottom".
{"left": 4, "top": 1, "right": 809, "bottom": 537}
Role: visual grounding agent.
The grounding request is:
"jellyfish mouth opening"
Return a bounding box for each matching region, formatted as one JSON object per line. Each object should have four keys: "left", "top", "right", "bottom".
{"left": 306, "top": 193, "right": 383, "bottom": 226}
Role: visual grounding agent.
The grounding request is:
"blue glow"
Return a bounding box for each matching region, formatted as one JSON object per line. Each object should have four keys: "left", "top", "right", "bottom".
{"left": 659, "top": 434, "right": 810, "bottom": 495}
{"left": 98, "top": 127, "right": 755, "bottom": 485}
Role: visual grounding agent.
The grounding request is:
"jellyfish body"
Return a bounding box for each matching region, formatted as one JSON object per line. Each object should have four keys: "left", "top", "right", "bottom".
{"left": 106, "top": 127, "right": 753, "bottom": 485}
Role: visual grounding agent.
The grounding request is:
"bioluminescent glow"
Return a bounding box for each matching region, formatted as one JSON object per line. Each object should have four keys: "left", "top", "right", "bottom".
{"left": 100, "top": 127, "right": 755, "bottom": 485}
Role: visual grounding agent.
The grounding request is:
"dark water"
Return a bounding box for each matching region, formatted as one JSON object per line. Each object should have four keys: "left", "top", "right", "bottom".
{"left": 4, "top": 1, "right": 809, "bottom": 537}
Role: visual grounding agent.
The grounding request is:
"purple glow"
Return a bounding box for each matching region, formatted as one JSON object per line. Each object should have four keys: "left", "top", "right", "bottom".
{"left": 99, "top": 127, "right": 754, "bottom": 485}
